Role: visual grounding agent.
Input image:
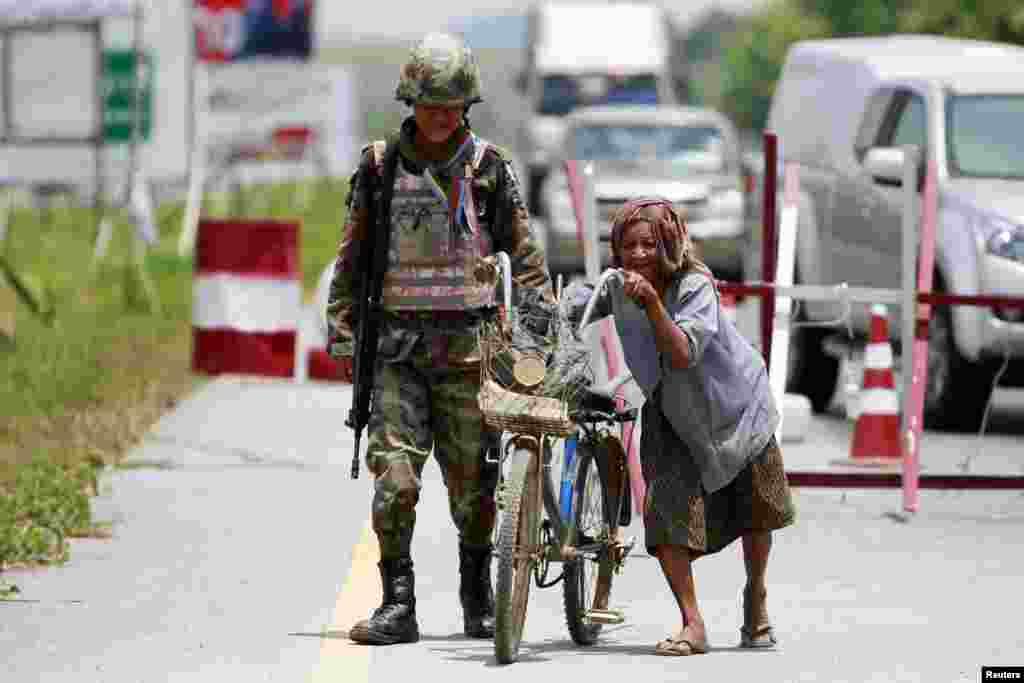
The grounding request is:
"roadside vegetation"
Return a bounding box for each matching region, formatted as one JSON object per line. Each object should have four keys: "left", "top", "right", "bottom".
{"left": 0, "top": 180, "right": 346, "bottom": 593}
{"left": 687, "top": 0, "right": 1024, "bottom": 130}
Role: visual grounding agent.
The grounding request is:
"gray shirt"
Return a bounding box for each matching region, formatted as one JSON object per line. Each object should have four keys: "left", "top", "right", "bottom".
{"left": 587, "top": 270, "right": 779, "bottom": 493}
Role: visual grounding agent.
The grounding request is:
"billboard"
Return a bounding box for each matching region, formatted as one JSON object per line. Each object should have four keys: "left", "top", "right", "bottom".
{"left": 193, "top": 0, "right": 313, "bottom": 63}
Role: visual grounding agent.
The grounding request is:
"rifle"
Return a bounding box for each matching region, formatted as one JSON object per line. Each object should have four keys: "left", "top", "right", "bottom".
{"left": 346, "top": 140, "right": 400, "bottom": 479}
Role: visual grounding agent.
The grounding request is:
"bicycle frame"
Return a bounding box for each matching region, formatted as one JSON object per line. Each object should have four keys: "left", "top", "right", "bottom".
{"left": 491, "top": 262, "right": 635, "bottom": 564}
{"left": 490, "top": 262, "right": 639, "bottom": 662}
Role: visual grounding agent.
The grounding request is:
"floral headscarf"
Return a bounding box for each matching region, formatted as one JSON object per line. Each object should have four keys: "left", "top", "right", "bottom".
{"left": 609, "top": 196, "right": 712, "bottom": 281}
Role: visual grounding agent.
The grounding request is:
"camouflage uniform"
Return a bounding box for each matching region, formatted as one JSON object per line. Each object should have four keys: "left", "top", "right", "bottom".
{"left": 327, "top": 32, "right": 553, "bottom": 644}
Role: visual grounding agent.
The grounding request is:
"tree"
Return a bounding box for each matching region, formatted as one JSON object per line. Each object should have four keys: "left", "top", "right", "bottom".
{"left": 719, "top": 1, "right": 828, "bottom": 131}
{"left": 899, "top": 1, "right": 1024, "bottom": 43}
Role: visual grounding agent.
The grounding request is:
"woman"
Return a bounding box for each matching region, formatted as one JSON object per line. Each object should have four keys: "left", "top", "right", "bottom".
{"left": 575, "top": 197, "right": 796, "bottom": 656}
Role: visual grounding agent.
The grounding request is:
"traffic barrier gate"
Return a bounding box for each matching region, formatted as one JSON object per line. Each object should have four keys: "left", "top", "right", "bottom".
{"left": 192, "top": 218, "right": 301, "bottom": 378}
{"left": 716, "top": 134, "right": 1024, "bottom": 511}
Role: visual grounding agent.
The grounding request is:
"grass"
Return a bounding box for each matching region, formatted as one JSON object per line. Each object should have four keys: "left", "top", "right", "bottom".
{"left": 0, "top": 178, "right": 348, "bottom": 586}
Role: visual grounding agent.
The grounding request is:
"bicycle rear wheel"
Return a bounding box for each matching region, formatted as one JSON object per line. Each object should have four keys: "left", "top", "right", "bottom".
{"left": 563, "top": 435, "right": 626, "bottom": 645}
{"left": 494, "top": 442, "right": 541, "bottom": 664}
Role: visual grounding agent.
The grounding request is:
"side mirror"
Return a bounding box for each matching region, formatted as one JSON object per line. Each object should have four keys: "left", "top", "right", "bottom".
{"left": 863, "top": 147, "right": 907, "bottom": 186}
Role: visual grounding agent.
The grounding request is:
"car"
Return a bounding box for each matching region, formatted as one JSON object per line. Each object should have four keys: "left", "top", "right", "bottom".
{"left": 515, "top": 1, "right": 684, "bottom": 217}
{"left": 539, "top": 104, "right": 751, "bottom": 282}
{"left": 762, "top": 35, "right": 1024, "bottom": 431}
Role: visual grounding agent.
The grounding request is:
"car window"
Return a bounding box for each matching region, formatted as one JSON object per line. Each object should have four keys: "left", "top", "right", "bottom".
{"left": 539, "top": 74, "right": 660, "bottom": 116}
{"left": 854, "top": 88, "right": 896, "bottom": 161}
{"left": 572, "top": 124, "right": 725, "bottom": 172}
{"left": 947, "top": 94, "right": 1024, "bottom": 179}
{"left": 879, "top": 92, "right": 927, "bottom": 152}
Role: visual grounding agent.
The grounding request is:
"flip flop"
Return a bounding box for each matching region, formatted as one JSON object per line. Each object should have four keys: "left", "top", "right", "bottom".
{"left": 739, "top": 623, "right": 777, "bottom": 649}
{"left": 740, "top": 586, "right": 777, "bottom": 649}
{"left": 654, "top": 632, "right": 710, "bottom": 657}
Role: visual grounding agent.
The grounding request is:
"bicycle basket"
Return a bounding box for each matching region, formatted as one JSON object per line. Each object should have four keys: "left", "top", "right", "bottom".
{"left": 477, "top": 287, "right": 597, "bottom": 436}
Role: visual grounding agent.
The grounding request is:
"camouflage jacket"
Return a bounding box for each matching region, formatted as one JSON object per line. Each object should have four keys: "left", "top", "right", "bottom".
{"left": 327, "top": 117, "right": 552, "bottom": 364}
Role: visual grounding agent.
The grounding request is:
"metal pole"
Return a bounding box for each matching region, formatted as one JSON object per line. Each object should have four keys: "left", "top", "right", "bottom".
{"left": 760, "top": 131, "right": 778, "bottom": 366}
{"left": 899, "top": 144, "right": 920, "bottom": 514}
{"left": 93, "top": 20, "right": 105, "bottom": 231}
{"left": 769, "top": 162, "right": 799, "bottom": 443}
{"left": 129, "top": 3, "right": 143, "bottom": 184}
{"left": 1, "top": 29, "right": 12, "bottom": 141}
{"left": 581, "top": 162, "right": 600, "bottom": 283}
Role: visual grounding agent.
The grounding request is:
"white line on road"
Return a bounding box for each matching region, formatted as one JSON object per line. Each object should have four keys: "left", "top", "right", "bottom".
{"left": 309, "top": 519, "right": 380, "bottom": 683}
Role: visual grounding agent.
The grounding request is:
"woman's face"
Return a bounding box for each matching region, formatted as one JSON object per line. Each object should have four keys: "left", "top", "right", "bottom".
{"left": 413, "top": 102, "right": 463, "bottom": 143}
{"left": 619, "top": 220, "right": 660, "bottom": 284}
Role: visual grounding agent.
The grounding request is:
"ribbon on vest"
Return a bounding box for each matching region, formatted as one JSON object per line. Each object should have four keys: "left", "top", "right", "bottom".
{"left": 422, "top": 133, "right": 479, "bottom": 239}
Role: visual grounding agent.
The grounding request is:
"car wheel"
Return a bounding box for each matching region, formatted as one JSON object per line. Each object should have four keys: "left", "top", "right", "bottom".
{"left": 921, "top": 293, "right": 997, "bottom": 432}
{"left": 785, "top": 270, "right": 839, "bottom": 413}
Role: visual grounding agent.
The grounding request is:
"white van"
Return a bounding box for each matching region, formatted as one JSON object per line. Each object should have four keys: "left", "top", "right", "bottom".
{"left": 763, "top": 35, "right": 1024, "bottom": 430}
{"left": 515, "top": 1, "right": 683, "bottom": 216}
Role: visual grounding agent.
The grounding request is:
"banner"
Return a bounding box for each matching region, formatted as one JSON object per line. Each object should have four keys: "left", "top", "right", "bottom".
{"left": 193, "top": 0, "right": 313, "bottom": 63}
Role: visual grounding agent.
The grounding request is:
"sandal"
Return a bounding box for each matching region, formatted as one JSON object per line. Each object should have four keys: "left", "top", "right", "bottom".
{"left": 740, "top": 586, "right": 777, "bottom": 649}
{"left": 654, "top": 628, "right": 709, "bottom": 657}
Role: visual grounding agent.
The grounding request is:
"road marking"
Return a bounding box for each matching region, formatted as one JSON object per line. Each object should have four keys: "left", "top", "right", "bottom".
{"left": 309, "top": 520, "right": 380, "bottom": 683}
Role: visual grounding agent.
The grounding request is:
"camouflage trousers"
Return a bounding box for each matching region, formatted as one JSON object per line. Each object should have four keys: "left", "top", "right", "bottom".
{"left": 366, "top": 349, "right": 498, "bottom": 560}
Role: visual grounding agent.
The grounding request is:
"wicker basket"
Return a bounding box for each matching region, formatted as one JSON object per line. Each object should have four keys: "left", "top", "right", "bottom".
{"left": 478, "top": 379, "right": 575, "bottom": 436}
{"left": 476, "top": 290, "right": 595, "bottom": 437}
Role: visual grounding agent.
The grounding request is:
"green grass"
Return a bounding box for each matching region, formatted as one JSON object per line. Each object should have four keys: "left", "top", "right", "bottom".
{"left": 0, "top": 178, "right": 348, "bottom": 583}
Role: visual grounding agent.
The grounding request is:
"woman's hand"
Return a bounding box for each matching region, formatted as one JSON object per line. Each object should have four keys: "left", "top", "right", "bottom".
{"left": 621, "top": 269, "right": 660, "bottom": 310}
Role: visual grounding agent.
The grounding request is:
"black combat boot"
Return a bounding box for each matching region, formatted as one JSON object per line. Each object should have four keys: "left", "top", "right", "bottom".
{"left": 459, "top": 543, "right": 496, "bottom": 638}
{"left": 349, "top": 557, "right": 420, "bottom": 645}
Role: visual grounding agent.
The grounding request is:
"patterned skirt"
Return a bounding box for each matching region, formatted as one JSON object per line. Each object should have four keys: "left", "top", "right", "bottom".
{"left": 640, "top": 401, "right": 796, "bottom": 558}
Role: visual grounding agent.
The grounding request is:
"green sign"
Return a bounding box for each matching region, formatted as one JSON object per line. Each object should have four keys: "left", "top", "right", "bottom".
{"left": 103, "top": 49, "right": 153, "bottom": 143}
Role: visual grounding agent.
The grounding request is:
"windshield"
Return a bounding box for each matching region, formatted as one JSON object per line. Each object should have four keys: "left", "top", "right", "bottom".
{"left": 947, "top": 95, "right": 1024, "bottom": 179}
{"left": 539, "top": 74, "right": 659, "bottom": 116}
{"left": 571, "top": 124, "right": 727, "bottom": 173}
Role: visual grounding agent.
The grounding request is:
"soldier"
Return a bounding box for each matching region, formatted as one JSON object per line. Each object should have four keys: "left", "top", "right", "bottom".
{"left": 326, "top": 33, "right": 554, "bottom": 645}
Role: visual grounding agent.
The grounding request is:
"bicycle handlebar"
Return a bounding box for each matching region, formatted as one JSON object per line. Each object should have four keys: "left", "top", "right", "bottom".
{"left": 577, "top": 268, "right": 625, "bottom": 336}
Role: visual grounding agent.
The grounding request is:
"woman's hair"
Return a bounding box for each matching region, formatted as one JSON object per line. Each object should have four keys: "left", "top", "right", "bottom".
{"left": 609, "top": 196, "right": 712, "bottom": 280}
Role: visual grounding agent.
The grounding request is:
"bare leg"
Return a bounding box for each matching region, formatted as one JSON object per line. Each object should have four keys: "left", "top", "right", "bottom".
{"left": 742, "top": 531, "right": 771, "bottom": 595}
{"left": 654, "top": 544, "right": 707, "bottom": 647}
{"left": 740, "top": 531, "right": 775, "bottom": 644}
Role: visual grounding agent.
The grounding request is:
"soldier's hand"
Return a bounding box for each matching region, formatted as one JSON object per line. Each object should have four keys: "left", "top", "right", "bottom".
{"left": 337, "top": 356, "right": 354, "bottom": 383}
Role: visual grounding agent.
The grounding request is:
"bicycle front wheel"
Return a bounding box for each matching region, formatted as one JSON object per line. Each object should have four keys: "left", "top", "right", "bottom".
{"left": 563, "top": 435, "right": 626, "bottom": 645}
{"left": 494, "top": 441, "right": 541, "bottom": 664}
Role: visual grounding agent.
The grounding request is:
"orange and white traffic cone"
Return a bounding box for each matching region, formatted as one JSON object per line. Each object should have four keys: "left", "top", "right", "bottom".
{"left": 841, "top": 304, "right": 902, "bottom": 466}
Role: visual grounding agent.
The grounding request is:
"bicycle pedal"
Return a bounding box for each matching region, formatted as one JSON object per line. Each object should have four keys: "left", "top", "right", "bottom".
{"left": 585, "top": 608, "right": 625, "bottom": 625}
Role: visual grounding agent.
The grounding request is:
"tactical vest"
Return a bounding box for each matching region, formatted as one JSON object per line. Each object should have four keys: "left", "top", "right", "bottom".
{"left": 369, "top": 137, "right": 496, "bottom": 312}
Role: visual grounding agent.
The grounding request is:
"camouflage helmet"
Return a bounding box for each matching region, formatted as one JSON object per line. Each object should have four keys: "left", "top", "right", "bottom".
{"left": 395, "top": 33, "right": 483, "bottom": 106}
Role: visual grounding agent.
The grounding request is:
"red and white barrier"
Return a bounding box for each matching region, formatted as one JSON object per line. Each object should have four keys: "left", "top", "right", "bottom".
{"left": 192, "top": 218, "right": 301, "bottom": 378}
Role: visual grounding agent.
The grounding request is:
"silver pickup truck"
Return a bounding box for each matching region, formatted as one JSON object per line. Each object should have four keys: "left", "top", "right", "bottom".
{"left": 756, "top": 35, "right": 1024, "bottom": 431}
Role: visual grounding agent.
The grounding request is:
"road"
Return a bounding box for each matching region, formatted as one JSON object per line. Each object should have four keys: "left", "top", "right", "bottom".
{"left": 3, "top": 299, "right": 1023, "bottom": 682}
{"left": 3, "top": 50, "right": 1023, "bottom": 682}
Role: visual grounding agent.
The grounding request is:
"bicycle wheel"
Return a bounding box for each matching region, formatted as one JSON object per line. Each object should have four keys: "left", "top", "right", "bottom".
{"left": 494, "top": 442, "right": 541, "bottom": 664}
{"left": 562, "top": 434, "right": 625, "bottom": 645}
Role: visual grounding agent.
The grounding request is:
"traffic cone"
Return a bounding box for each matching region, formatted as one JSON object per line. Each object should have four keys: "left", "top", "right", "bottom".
{"left": 840, "top": 304, "right": 901, "bottom": 466}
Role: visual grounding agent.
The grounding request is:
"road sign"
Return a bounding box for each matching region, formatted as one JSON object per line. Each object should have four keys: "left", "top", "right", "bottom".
{"left": 103, "top": 49, "right": 153, "bottom": 143}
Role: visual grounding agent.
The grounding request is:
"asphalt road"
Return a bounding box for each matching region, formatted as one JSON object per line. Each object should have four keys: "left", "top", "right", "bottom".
{"left": 3, "top": 300, "right": 1023, "bottom": 682}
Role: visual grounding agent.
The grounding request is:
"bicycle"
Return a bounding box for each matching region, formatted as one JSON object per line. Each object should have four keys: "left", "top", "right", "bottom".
{"left": 477, "top": 263, "right": 638, "bottom": 664}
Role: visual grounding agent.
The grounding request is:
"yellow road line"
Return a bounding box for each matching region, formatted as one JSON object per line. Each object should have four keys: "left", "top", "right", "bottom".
{"left": 309, "top": 520, "right": 380, "bottom": 683}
